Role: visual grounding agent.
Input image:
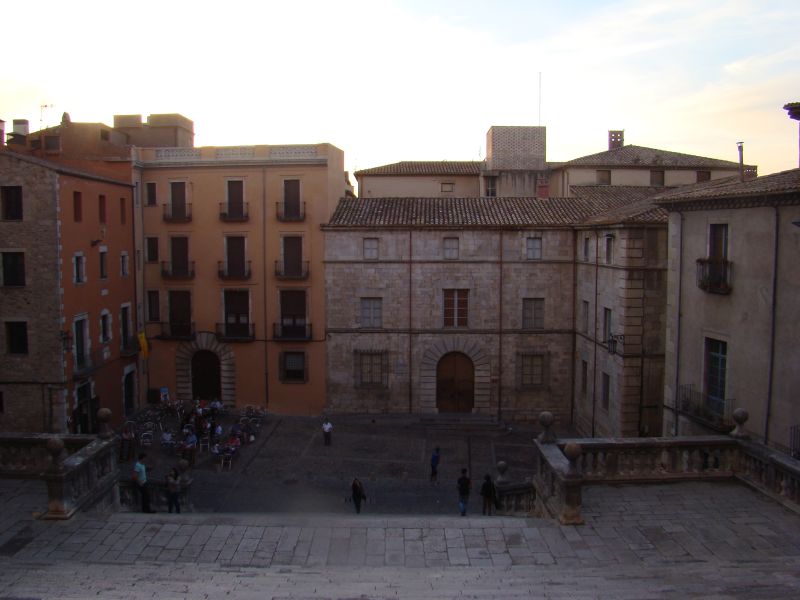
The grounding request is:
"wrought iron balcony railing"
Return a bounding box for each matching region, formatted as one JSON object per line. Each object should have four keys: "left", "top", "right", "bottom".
{"left": 217, "top": 260, "right": 252, "bottom": 280}
{"left": 161, "top": 261, "right": 195, "bottom": 280}
{"left": 274, "top": 260, "right": 309, "bottom": 280}
{"left": 696, "top": 258, "right": 732, "bottom": 295}
{"left": 162, "top": 203, "right": 192, "bottom": 223}
{"left": 678, "top": 383, "right": 734, "bottom": 432}
{"left": 158, "top": 321, "right": 196, "bottom": 341}
{"left": 276, "top": 201, "right": 305, "bottom": 222}
{"left": 273, "top": 322, "right": 312, "bottom": 340}
{"left": 215, "top": 322, "right": 255, "bottom": 342}
{"left": 219, "top": 202, "right": 249, "bottom": 222}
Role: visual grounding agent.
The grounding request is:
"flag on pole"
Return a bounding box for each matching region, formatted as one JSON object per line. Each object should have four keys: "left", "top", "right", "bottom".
{"left": 137, "top": 331, "right": 149, "bottom": 358}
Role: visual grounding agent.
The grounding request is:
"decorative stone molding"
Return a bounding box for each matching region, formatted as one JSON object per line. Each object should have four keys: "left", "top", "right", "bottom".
{"left": 174, "top": 332, "right": 236, "bottom": 405}
{"left": 418, "top": 337, "right": 491, "bottom": 413}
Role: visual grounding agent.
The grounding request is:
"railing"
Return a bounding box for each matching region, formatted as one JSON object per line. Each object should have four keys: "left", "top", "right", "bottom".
{"left": 737, "top": 439, "right": 800, "bottom": 509}
{"left": 161, "top": 260, "right": 195, "bottom": 280}
{"left": 678, "top": 383, "right": 734, "bottom": 432}
{"left": 791, "top": 425, "right": 800, "bottom": 460}
{"left": 218, "top": 260, "right": 252, "bottom": 280}
{"left": 162, "top": 203, "right": 193, "bottom": 223}
{"left": 215, "top": 322, "right": 255, "bottom": 342}
{"left": 0, "top": 433, "right": 95, "bottom": 478}
{"left": 154, "top": 148, "right": 201, "bottom": 161}
{"left": 274, "top": 260, "right": 309, "bottom": 279}
{"left": 73, "top": 348, "right": 106, "bottom": 379}
{"left": 273, "top": 322, "right": 312, "bottom": 340}
{"left": 219, "top": 202, "right": 249, "bottom": 222}
{"left": 696, "top": 258, "right": 732, "bottom": 294}
{"left": 276, "top": 202, "right": 305, "bottom": 222}
{"left": 159, "top": 321, "right": 196, "bottom": 340}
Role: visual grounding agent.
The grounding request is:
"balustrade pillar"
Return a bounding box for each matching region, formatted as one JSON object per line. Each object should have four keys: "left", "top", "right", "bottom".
{"left": 560, "top": 442, "right": 584, "bottom": 525}
{"left": 537, "top": 411, "right": 557, "bottom": 444}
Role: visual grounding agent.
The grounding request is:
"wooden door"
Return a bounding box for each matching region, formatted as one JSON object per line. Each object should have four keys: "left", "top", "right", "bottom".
{"left": 171, "top": 237, "right": 189, "bottom": 275}
{"left": 226, "top": 236, "right": 246, "bottom": 277}
{"left": 280, "top": 290, "right": 306, "bottom": 337}
{"left": 171, "top": 182, "right": 186, "bottom": 218}
{"left": 169, "top": 290, "right": 191, "bottom": 336}
{"left": 227, "top": 180, "right": 243, "bottom": 218}
{"left": 224, "top": 290, "right": 250, "bottom": 336}
{"left": 283, "top": 236, "right": 302, "bottom": 276}
{"left": 436, "top": 352, "right": 474, "bottom": 413}
{"left": 284, "top": 180, "right": 300, "bottom": 219}
{"left": 192, "top": 350, "right": 221, "bottom": 402}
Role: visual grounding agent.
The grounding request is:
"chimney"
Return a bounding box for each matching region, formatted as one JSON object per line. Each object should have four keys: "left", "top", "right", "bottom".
{"left": 0, "top": 119, "right": 4, "bottom": 147}
{"left": 736, "top": 141, "right": 744, "bottom": 181}
{"left": 608, "top": 130, "right": 624, "bottom": 150}
{"left": 785, "top": 102, "right": 800, "bottom": 168}
{"left": 13, "top": 119, "right": 29, "bottom": 136}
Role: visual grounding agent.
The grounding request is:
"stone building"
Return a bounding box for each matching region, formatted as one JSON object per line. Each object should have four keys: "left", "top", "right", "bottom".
{"left": 323, "top": 194, "right": 667, "bottom": 432}
{"left": 0, "top": 149, "right": 137, "bottom": 433}
{"left": 656, "top": 169, "right": 800, "bottom": 454}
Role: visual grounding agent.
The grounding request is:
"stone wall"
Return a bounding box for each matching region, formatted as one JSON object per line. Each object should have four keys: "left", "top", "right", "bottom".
{"left": 486, "top": 126, "right": 546, "bottom": 171}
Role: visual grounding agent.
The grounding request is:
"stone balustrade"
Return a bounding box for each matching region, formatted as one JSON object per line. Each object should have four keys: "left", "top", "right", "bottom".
{"left": 0, "top": 433, "right": 95, "bottom": 477}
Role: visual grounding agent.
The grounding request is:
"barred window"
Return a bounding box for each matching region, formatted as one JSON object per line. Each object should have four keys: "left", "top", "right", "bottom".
{"left": 360, "top": 298, "right": 382, "bottom": 328}
{"left": 355, "top": 350, "right": 388, "bottom": 388}
{"left": 280, "top": 351, "right": 307, "bottom": 383}
{"left": 522, "top": 298, "right": 544, "bottom": 330}
{"left": 443, "top": 289, "right": 468, "bottom": 327}
{"left": 519, "top": 354, "right": 545, "bottom": 387}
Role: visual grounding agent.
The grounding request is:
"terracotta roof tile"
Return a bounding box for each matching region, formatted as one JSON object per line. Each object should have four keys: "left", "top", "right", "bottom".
{"left": 653, "top": 169, "right": 800, "bottom": 205}
{"left": 560, "top": 145, "right": 746, "bottom": 170}
{"left": 572, "top": 186, "right": 668, "bottom": 225}
{"left": 355, "top": 161, "right": 483, "bottom": 176}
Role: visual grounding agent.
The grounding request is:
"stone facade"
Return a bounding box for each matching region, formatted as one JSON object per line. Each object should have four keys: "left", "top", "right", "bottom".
{"left": 486, "top": 126, "right": 547, "bottom": 171}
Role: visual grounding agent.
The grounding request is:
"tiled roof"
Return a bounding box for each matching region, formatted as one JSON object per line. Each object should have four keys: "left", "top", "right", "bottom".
{"left": 355, "top": 161, "right": 483, "bottom": 176}
{"left": 560, "top": 145, "right": 745, "bottom": 170}
{"left": 572, "top": 186, "right": 668, "bottom": 225}
{"left": 0, "top": 149, "right": 132, "bottom": 187}
{"left": 654, "top": 169, "right": 800, "bottom": 205}
{"left": 326, "top": 197, "right": 597, "bottom": 227}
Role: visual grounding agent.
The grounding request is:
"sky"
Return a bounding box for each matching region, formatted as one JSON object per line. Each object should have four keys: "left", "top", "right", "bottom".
{"left": 1, "top": 0, "right": 798, "bottom": 179}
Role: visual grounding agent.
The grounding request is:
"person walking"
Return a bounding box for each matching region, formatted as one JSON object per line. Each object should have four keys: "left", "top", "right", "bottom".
{"left": 430, "top": 447, "right": 440, "bottom": 484}
{"left": 351, "top": 477, "right": 367, "bottom": 514}
{"left": 166, "top": 467, "right": 181, "bottom": 514}
{"left": 322, "top": 417, "right": 333, "bottom": 446}
{"left": 457, "top": 468, "right": 471, "bottom": 516}
{"left": 132, "top": 453, "right": 155, "bottom": 513}
{"left": 480, "top": 474, "right": 497, "bottom": 516}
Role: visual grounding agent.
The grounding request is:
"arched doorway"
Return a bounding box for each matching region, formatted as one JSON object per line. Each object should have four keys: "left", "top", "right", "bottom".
{"left": 192, "top": 350, "right": 221, "bottom": 402}
{"left": 436, "top": 352, "right": 474, "bottom": 413}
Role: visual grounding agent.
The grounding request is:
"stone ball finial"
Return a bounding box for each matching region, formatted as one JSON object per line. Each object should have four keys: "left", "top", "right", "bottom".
{"left": 96, "top": 408, "right": 113, "bottom": 440}
{"left": 46, "top": 436, "right": 66, "bottom": 471}
{"left": 730, "top": 408, "right": 750, "bottom": 439}
{"left": 563, "top": 442, "right": 582, "bottom": 476}
{"left": 537, "top": 411, "right": 557, "bottom": 444}
{"left": 496, "top": 460, "right": 508, "bottom": 483}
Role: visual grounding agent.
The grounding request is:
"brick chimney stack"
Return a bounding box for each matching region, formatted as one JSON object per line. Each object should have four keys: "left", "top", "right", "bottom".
{"left": 784, "top": 102, "right": 800, "bottom": 168}
{"left": 608, "top": 130, "right": 624, "bottom": 150}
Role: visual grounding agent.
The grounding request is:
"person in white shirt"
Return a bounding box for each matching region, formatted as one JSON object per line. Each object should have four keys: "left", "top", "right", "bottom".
{"left": 322, "top": 417, "right": 333, "bottom": 446}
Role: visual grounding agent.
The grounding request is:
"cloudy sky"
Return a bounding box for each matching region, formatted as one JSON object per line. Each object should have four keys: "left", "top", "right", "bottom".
{"left": 2, "top": 0, "right": 798, "bottom": 178}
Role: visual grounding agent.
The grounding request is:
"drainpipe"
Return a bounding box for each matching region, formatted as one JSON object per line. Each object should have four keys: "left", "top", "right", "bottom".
{"left": 764, "top": 205, "right": 780, "bottom": 445}
{"left": 672, "top": 213, "right": 684, "bottom": 436}
{"left": 591, "top": 231, "right": 599, "bottom": 437}
{"left": 570, "top": 229, "right": 577, "bottom": 428}
{"left": 408, "top": 228, "right": 413, "bottom": 414}
{"left": 497, "top": 230, "right": 503, "bottom": 422}
{"left": 262, "top": 167, "right": 270, "bottom": 412}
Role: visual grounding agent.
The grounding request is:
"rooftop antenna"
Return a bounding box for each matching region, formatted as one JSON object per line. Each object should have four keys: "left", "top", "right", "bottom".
{"left": 40, "top": 104, "right": 53, "bottom": 131}
{"left": 538, "top": 72, "right": 542, "bottom": 126}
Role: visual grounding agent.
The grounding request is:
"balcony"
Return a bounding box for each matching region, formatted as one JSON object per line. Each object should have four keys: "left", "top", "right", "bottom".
{"left": 120, "top": 336, "right": 139, "bottom": 357}
{"left": 219, "top": 202, "right": 249, "bottom": 222}
{"left": 678, "top": 383, "right": 734, "bottom": 432}
{"left": 274, "top": 260, "right": 309, "bottom": 280}
{"left": 273, "top": 322, "right": 312, "bottom": 340}
{"left": 696, "top": 258, "right": 732, "bottom": 295}
{"left": 73, "top": 348, "right": 106, "bottom": 379}
{"left": 158, "top": 321, "right": 196, "bottom": 341}
{"left": 162, "top": 203, "right": 192, "bottom": 223}
{"left": 215, "top": 322, "right": 255, "bottom": 342}
{"left": 276, "top": 202, "right": 305, "bottom": 222}
{"left": 161, "top": 261, "right": 195, "bottom": 280}
{"left": 218, "top": 260, "right": 252, "bottom": 280}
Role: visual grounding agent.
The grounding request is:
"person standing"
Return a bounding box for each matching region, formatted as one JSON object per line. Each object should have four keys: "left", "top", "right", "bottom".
{"left": 457, "top": 468, "right": 471, "bottom": 516}
{"left": 480, "top": 474, "right": 496, "bottom": 516}
{"left": 430, "top": 447, "right": 441, "bottom": 484}
{"left": 322, "top": 417, "right": 333, "bottom": 446}
{"left": 132, "top": 453, "right": 155, "bottom": 513}
{"left": 351, "top": 477, "right": 367, "bottom": 514}
{"left": 166, "top": 467, "right": 181, "bottom": 514}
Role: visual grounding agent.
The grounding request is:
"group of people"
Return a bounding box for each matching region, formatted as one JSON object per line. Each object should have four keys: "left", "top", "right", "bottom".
{"left": 132, "top": 453, "right": 182, "bottom": 514}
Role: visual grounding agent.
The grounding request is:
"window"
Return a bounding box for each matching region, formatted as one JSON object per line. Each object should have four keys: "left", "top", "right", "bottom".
{"left": 146, "top": 183, "right": 157, "bottom": 207}
{"left": 279, "top": 290, "right": 307, "bottom": 338}
{"left": 226, "top": 180, "right": 245, "bottom": 219}
{"left": 73, "top": 317, "right": 89, "bottom": 369}
{"left": 44, "top": 135, "right": 60, "bottom": 152}
{"left": 73, "top": 253, "right": 86, "bottom": 284}
{"left": 704, "top": 338, "right": 728, "bottom": 417}
{"left": 583, "top": 236, "right": 590, "bottom": 261}
{"left": 441, "top": 182, "right": 454, "bottom": 193}
{"left": 225, "top": 236, "right": 247, "bottom": 277}
{"left": 169, "top": 181, "right": 188, "bottom": 220}
{"left": 485, "top": 176, "right": 497, "bottom": 197}
{"left": 100, "top": 129, "right": 110, "bottom": 141}
{"left": 280, "top": 351, "right": 307, "bottom": 382}
{"left": 526, "top": 236, "right": 542, "bottom": 260}
{"left": 443, "top": 289, "right": 468, "bottom": 327}
{"left": 601, "top": 372, "right": 610, "bottom": 411}
{"left": 120, "top": 197, "right": 126, "bottom": 225}
{"left": 167, "top": 290, "right": 192, "bottom": 337}
{"left": 280, "top": 236, "right": 303, "bottom": 277}
{"left": 520, "top": 354, "right": 544, "bottom": 387}
{"left": 120, "top": 252, "right": 129, "bottom": 277}
{"left": 145, "top": 237, "right": 159, "bottom": 263}
{"left": 0, "top": 391, "right": 3, "bottom": 413}
{"left": 708, "top": 224, "right": 728, "bottom": 260}
{"left": 581, "top": 360, "right": 588, "bottom": 396}
{"left": 596, "top": 170, "right": 611, "bottom": 185}
{"left": 73, "top": 191, "right": 82, "bottom": 222}
{"left": 581, "top": 300, "right": 589, "bottom": 333}
{"left": 605, "top": 235, "right": 614, "bottom": 264}
{"left": 99, "top": 249, "right": 108, "bottom": 279}
{"left": 283, "top": 179, "right": 301, "bottom": 220}
{"left": 363, "top": 238, "right": 379, "bottom": 260}
{"left": 1, "top": 252, "right": 25, "bottom": 286}
{"left": 223, "top": 290, "right": 251, "bottom": 337}
{"left": 356, "top": 350, "right": 387, "bottom": 387}
{"left": 5, "top": 322, "right": 28, "bottom": 354}
{"left": 650, "top": 170, "right": 665, "bottom": 186}
{"left": 147, "top": 290, "right": 160, "bottom": 322}
{"left": 443, "top": 237, "right": 459, "bottom": 260}
{"left": 98, "top": 195, "right": 106, "bottom": 223}
{"left": 120, "top": 305, "right": 131, "bottom": 349}
{"left": 696, "top": 170, "right": 711, "bottom": 183}
{"left": 100, "top": 312, "right": 111, "bottom": 343}
{"left": 522, "top": 298, "right": 545, "bottom": 330}
{"left": 603, "top": 308, "right": 612, "bottom": 343}
{"left": 1, "top": 186, "right": 22, "bottom": 220}
{"left": 360, "top": 298, "right": 382, "bottom": 328}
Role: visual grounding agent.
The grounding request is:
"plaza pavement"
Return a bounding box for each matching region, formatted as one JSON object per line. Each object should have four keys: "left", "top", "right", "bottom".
{"left": 0, "top": 416, "right": 799, "bottom": 598}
